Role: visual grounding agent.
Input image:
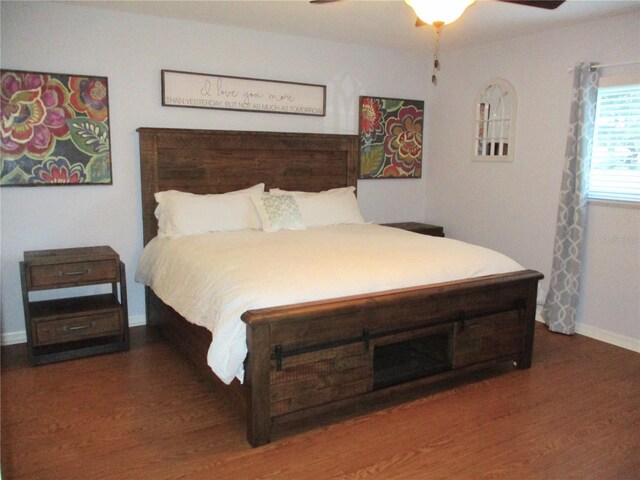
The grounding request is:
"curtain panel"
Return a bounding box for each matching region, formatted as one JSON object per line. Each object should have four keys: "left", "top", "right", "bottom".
{"left": 542, "top": 63, "right": 600, "bottom": 334}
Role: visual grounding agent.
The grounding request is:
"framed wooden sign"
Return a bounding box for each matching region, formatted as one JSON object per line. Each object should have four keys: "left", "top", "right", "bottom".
{"left": 162, "top": 69, "right": 326, "bottom": 116}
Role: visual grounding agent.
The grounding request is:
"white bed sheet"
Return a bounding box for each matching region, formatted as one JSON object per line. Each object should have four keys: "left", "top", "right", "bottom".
{"left": 135, "top": 224, "right": 524, "bottom": 384}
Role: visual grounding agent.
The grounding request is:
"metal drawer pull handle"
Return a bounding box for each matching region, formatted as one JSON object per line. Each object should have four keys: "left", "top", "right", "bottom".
{"left": 59, "top": 269, "right": 91, "bottom": 276}
{"left": 64, "top": 322, "right": 96, "bottom": 332}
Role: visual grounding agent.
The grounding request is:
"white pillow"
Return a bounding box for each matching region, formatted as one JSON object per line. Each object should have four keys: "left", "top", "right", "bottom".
{"left": 270, "top": 186, "right": 365, "bottom": 227}
{"left": 154, "top": 184, "right": 264, "bottom": 238}
{"left": 251, "top": 193, "right": 305, "bottom": 232}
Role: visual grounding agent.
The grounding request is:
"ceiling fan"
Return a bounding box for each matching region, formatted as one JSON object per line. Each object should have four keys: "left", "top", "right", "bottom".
{"left": 311, "top": 0, "right": 566, "bottom": 85}
{"left": 311, "top": 0, "right": 565, "bottom": 14}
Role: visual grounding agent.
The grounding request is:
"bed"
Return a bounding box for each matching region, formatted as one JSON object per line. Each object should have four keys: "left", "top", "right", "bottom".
{"left": 137, "top": 127, "right": 543, "bottom": 447}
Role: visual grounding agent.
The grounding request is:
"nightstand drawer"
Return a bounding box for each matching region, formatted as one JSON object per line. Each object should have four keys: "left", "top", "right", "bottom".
{"left": 34, "top": 311, "right": 123, "bottom": 346}
{"left": 28, "top": 259, "right": 118, "bottom": 289}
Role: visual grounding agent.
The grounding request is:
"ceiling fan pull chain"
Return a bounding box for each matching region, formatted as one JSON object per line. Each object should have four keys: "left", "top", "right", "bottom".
{"left": 432, "top": 23, "right": 442, "bottom": 86}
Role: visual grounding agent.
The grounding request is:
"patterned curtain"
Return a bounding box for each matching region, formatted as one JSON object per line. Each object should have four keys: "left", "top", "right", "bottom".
{"left": 542, "top": 63, "right": 600, "bottom": 334}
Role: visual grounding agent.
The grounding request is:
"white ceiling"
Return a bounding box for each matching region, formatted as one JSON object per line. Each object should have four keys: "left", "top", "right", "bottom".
{"left": 72, "top": 0, "right": 640, "bottom": 53}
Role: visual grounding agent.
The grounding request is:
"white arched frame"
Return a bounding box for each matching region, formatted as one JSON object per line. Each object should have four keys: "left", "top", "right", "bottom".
{"left": 473, "top": 79, "right": 517, "bottom": 162}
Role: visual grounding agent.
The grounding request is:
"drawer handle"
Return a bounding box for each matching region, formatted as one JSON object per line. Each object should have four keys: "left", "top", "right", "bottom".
{"left": 59, "top": 269, "right": 91, "bottom": 276}
{"left": 63, "top": 322, "right": 96, "bottom": 332}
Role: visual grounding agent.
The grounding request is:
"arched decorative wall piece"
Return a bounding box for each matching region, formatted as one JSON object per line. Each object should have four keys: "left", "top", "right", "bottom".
{"left": 473, "top": 79, "right": 517, "bottom": 162}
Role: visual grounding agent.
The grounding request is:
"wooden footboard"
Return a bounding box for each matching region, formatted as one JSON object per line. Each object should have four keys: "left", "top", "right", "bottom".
{"left": 242, "top": 269, "right": 542, "bottom": 446}
{"left": 147, "top": 269, "right": 542, "bottom": 447}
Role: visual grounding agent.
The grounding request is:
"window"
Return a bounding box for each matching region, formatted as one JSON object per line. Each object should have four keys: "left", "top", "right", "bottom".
{"left": 590, "top": 78, "right": 640, "bottom": 203}
{"left": 473, "top": 79, "right": 516, "bottom": 162}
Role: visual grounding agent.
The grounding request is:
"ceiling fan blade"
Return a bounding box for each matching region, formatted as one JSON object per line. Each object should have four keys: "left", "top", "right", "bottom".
{"left": 497, "top": 0, "right": 565, "bottom": 9}
{"left": 309, "top": 0, "right": 343, "bottom": 3}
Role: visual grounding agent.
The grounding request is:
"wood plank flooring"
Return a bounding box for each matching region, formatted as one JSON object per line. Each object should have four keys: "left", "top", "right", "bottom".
{"left": 2, "top": 324, "right": 638, "bottom": 480}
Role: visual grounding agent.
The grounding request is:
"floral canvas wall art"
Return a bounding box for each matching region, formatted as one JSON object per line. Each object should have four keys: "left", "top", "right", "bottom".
{"left": 358, "top": 96, "right": 424, "bottom": 179}
{"left": 0, "top": 70, "right": 112, "bottom": 186}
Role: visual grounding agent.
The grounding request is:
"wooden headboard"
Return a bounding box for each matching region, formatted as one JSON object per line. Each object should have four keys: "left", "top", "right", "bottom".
{"left": 137, "top": 128, "right": 359, "bottom": 245}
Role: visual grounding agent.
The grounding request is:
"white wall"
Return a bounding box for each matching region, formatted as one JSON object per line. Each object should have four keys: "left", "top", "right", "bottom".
{"left": 0, "top": 1, "right": 430, "bottom": 341}
{"left": 425, "top": 12, "right": 640, "bottom": 348}
{"left": 2, "top": 2, "right": 638, "bottom": 351}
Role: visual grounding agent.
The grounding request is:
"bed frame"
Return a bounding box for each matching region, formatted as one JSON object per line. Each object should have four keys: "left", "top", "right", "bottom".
{"left": 138, "top": 127, "right": 543, "bottom": 447}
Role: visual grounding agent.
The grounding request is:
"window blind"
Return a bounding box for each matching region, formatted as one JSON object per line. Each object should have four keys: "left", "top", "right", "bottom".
{"left": 590, "top": 83, "right": 640, "bottom": 202}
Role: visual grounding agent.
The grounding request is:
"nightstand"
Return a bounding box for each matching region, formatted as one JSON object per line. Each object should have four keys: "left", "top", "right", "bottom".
{"left": 20, "top": 246, "right": 129, "bottom": 366}
{"left": 382, "top": 222, "right": 445, "bottom": 237}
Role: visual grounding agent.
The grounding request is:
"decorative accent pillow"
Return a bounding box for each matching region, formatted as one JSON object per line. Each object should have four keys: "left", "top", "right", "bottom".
{"left": 154, "top": 183, "right": 264, "bottom": 238}
{"left": 251, "top": 193, "right": 305, "bottom": 232}
{"left": 269, "top": 186, "right": 366, "bottom": 227}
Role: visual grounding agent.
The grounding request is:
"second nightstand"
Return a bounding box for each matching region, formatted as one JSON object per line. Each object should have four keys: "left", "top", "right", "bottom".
{"left": 382, "top": 222, "right": 445, "bottom": 237}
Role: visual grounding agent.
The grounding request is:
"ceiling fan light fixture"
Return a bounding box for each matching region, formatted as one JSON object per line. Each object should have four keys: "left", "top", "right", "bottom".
{"left": 405, "top": 0, "right": 476, "bottom": 26}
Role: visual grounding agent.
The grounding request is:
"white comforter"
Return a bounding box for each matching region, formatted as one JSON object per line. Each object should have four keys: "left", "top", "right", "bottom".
{"left": 135, "top": 224, "right": 523, "bottom": 384}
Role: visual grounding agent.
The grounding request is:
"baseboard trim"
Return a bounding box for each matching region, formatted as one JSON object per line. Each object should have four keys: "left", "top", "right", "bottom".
{"left": 1, "top": 330, "right": 28, "bottom": 346}
{"left": 536, "top": 305, "right": 639, "bottom": 353}
{"left": 6, "top": 311, "right": 637, "bottom": 353}
{"left": 573, "top": 322, "right": 640, "bottom": 353}
{"left": 1, "top": 314, "right": 147, "bottom": 346}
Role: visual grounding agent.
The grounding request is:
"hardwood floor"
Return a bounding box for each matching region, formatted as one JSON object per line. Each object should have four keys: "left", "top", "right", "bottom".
{"left": 2, "top": 323, "right": 638, "bottom": 480}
